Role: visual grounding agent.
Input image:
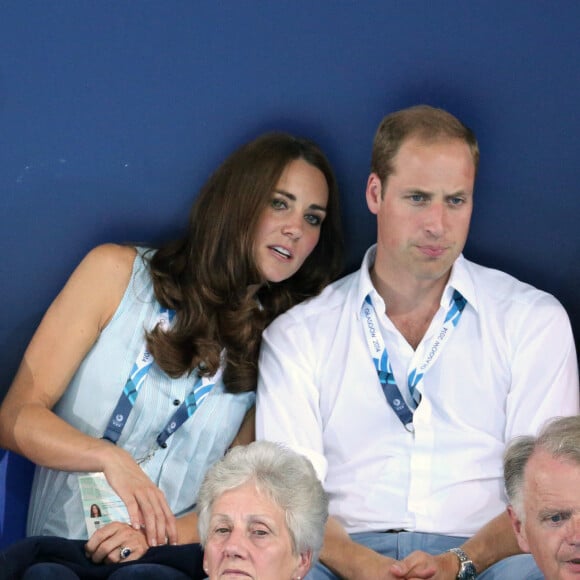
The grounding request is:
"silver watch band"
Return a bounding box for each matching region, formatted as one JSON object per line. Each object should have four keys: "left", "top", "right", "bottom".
{"left": 448, "top": 547, "right": 477, "bottom": 579}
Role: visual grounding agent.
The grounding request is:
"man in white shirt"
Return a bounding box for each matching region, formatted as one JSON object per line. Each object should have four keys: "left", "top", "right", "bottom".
{"left": 256, "top": 105, "right": 579, "bottom": 580}
{"left": 504, "top": 416, "right": 580, "bottom": 580}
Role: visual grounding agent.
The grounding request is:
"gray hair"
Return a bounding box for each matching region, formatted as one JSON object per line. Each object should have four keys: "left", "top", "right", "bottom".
{"left": 504, "top": 416, "right": 580, "bottom": 519}
{"left": 197, "top": 441, "right": 328, "bottom": 562}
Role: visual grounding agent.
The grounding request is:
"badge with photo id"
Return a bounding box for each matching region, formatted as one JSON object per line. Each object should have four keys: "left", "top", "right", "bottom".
{"left": 78, "top": 472, "right": 130, "bottom": 537}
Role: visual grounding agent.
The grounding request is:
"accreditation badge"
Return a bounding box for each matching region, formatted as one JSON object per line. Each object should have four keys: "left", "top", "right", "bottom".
{"left": 78, "top": 472, "right": 130, "bottom": 537}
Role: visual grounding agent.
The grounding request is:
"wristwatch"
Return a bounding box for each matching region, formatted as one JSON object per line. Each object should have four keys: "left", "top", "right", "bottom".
{"left": 447, "top": 547, "right": 477, "bottom": 579}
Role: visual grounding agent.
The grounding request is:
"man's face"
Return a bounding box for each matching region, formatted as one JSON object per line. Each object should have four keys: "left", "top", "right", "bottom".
{"left": 366, "top": 137, "right": 475, "bottom": 286}
{"left": 509, "top": 450, "right": 580, "bottom": 579}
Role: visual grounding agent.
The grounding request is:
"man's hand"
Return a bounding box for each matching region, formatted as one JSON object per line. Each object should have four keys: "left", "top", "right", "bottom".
{"left": 392, "top": 550, "right": 457, "bottom": 580}
{"left": 329, "top": 550, "right": 399, "bottom": 580}
{"left": 320, "top": 517, "right": 437, "bottom": 580}
{"left": 327, "top": 550, "right": 438, "bottom": 580}
{"left": 85, "top": 521, "right": 150, "bottom": 564}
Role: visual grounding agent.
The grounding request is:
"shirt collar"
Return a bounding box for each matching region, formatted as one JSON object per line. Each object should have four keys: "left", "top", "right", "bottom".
{"left": 445, "top": 254, "right": 478, "bottom": 313}
{"left": 356, "top": 245, "right": 478, "bottom": 315}
{"left": 356, "top": 245, "right": 383, "bottom": 316}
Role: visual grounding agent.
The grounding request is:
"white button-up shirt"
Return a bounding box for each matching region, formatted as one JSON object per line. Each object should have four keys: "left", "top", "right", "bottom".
{"left": 256, "top": 246, "right": 579, "bottom": 536}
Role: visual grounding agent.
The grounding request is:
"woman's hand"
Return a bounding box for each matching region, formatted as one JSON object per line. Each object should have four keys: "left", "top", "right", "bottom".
{"left": 85, "top": 521, "right": 150, "bottom": 564}
{"left": 101, "top": 443, "right": 178, "bottom": 547}
{"left": 0, "top": 245, "right": 175, "bottom": 547}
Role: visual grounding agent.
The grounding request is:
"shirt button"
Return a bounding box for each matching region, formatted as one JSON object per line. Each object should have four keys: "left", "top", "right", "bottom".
{"left": 173, "top": 399, "right": 180, "bottom": 406}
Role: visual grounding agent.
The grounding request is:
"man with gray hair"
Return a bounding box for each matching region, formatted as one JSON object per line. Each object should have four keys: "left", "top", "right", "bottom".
{"left": 504, "top": 416, "right": 580, "bottom": 580}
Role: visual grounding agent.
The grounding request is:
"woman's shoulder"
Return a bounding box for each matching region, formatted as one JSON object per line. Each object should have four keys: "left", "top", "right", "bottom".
{"left": 78, "top": 243, "right": 141, "bottom": 286}
{"left": 82, "top": 243, "right": 138, "bottom": 273}
{"left": 73, "top": 244, "right": 140, "bottom": 326}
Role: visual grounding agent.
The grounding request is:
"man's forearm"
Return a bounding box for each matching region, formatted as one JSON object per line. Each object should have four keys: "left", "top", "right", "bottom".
{"left": 319, "top": 516, "right": 398, "bottom": 580}
{"left": 459, "top": 511, "right": 522, "bottom": 573}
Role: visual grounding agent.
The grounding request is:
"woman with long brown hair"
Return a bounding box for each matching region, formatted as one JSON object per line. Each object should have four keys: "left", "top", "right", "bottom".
{"left": 0, "top": 132, "right": 343, "bottom": 578}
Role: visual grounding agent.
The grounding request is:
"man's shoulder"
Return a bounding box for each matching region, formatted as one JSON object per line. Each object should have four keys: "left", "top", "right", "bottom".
{"left": 270, "top": 269, "right": 360, "bottom": 328}
{"left": 462, "top": 257, "right": 562, "bottom": 310}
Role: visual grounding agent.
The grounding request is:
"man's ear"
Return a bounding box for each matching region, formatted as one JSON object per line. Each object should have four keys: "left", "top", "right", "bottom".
{"left": 507, "top": 505, "right": 530, "bottom": 553}
{"left": 366, "top": 173, "right": 383, "bottom": 215}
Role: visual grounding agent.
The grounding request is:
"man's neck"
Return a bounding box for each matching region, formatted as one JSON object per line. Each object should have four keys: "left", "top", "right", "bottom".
{"left": 370, "top": 265, "right": 449, "bottom": 349}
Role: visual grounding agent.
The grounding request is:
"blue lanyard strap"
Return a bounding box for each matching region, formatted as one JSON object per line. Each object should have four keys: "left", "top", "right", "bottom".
{"left": 102, "top": 307, "right": 217, "bottom": 447}
{"left": 362, "top": 289, "right": 467, "bottom": 431}
{"left": 155, "top": 374, "right": 214, "bottom": 448}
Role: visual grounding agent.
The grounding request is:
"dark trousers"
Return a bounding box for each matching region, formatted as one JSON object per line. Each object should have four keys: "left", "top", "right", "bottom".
{"left": 0, "top": 536, "right": 204, "bottom": 580}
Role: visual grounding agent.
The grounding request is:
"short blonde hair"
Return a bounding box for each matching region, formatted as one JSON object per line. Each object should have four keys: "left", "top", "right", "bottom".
{"left": 371, "top": 104, "right": 479, "bottom": 189}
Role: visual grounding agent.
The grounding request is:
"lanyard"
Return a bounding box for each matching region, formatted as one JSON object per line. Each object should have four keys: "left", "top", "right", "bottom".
{"left": 361, "top": 289, "right": 466, "bottom": 431}
{"left": 102, "top": 307, "right": 217, "bottom": 448}
{"left": 155, "top": 372, "right": 215, "bottom": 448}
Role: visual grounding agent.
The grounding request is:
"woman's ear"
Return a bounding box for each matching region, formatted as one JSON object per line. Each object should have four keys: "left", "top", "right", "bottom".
{"left": 294, "top": 549, "right": 313, "bottom": 579}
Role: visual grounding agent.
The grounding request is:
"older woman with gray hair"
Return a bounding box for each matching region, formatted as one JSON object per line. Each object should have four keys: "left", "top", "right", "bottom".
{"left": 197, "top": 440, "right": 328, "bottom": 580}
{"left": 503, "top": 415, "right": 580, "bottom": 580}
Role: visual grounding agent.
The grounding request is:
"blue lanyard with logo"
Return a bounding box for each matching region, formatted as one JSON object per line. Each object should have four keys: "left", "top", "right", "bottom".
{"left": 361, "top": 289, "right": 466, "bottom": 432}
{"left": 102, "top": 307, "right": 217, "bottom": 450}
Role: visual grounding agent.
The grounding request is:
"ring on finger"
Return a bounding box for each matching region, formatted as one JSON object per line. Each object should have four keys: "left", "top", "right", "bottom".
{"left": 119, "top": 546, "right": 132, "bottom": 560}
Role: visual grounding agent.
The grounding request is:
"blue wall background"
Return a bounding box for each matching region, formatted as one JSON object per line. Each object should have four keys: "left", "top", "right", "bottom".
{"left": 1, "top": 1, "right": 578, "bottom": 547}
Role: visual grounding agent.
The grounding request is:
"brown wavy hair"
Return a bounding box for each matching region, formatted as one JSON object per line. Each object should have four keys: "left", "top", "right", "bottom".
{"left": 145, "top": 132, "right": 343, "bottom": 393}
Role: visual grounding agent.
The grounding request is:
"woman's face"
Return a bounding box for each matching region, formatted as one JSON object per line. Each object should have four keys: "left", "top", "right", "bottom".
{"left": 203, "top": 481, "right": 311, "bottom": 580}
{"left": 254, "top": 158, "right": 328, "bottom": 283}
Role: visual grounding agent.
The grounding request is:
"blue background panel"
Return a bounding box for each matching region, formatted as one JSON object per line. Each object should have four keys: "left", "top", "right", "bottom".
{"left": 1, "top": 1, "right": 578, "bottom": 548}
